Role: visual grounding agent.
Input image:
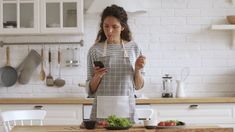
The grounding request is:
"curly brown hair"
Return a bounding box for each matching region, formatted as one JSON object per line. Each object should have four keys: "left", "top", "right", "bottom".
{"left": 95, "top": 4, "right": 132, "bottom": 43}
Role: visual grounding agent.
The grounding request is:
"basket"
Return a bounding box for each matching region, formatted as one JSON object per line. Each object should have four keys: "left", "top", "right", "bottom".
{"left": 227, "top": 16, "right": 235, "bottom": 24}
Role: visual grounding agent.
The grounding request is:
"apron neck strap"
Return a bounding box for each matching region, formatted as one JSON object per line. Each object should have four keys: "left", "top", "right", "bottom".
{"left": 103, "top": 41, "right": 107, "bottom": 57}
{"left": 103, "top": 40, "right": 129, "bottom": 57}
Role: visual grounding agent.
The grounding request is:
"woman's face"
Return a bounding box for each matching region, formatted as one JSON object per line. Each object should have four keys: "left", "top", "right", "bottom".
{"left": 103, "top": 16, "right": 124, "bottom": 43}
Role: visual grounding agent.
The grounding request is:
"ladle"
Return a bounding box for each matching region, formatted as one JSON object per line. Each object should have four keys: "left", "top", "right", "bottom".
{"left": 54, "top": 47, "right": 65, "bottom": 87}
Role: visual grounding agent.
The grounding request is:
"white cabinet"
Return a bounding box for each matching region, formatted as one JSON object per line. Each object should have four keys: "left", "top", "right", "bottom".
{"left": 152, "top": 103, "right": 235, "bottom": 131}
{"left": 0, "top": 104, "right": 83, "bottom": 127}
{"left": 40, "top": 0, "right": 83, "bottom": 34}
{"left": 0, "top": 0, "right": 83, "bottom": 35}
{"left": 0, "top": 0, "right": 40, "bottom": 34}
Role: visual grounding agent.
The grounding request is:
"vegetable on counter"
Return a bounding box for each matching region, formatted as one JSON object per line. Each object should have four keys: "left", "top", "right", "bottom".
{"left": 158, "top": 120, "right": 185, "bottom": 126}
{"left": 98, "top": 120, "right": 108, "bottom": 127}
{"left": 105, "top": 115, "right": 132, "bottom": 127}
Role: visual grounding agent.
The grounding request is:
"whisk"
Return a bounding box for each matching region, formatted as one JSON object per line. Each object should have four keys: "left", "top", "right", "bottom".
{"left": 181, "top": 67, "right": 190, "bottom": 82}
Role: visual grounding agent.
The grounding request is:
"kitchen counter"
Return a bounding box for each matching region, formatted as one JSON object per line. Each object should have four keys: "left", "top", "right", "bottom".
{"left": 0, "top": 97, "right": 235, "bottom": 104}
{"left": 11, "top": 125, "right": 233, "bottom": 132}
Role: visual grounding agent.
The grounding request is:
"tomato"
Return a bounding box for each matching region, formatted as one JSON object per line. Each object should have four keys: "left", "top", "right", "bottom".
{"left": 165, "top": 122, "right": 170, "bottom": 126}
{"left": 158, "top": 122, "right": 165, "bottom": 126}
{"left": 98, "top": 121, "right": 108, "bottom": 127}
{"left": 170, "top": 122, "right": 176, "bottom": 126}
{"left": 165, "top": 122, "right": 176, "bottom": 126}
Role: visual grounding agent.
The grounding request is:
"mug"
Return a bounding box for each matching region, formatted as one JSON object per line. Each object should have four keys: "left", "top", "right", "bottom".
{"left": 144, "top": 119, "right": 157, "bottom": 129}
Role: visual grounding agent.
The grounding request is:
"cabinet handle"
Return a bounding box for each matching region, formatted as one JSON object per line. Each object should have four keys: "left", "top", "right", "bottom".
{"left": 189, "top": 104, "right": 199, "bottom": 109}
{"left": 34, "top": 105, "right": 43, "bottom": 110}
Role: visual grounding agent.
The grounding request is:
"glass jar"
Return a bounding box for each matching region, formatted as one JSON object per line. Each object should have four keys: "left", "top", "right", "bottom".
{"left": 65, "top": 46, "right": 79, "bottom": 67}
{"left": 162, "top": 74, "right": 173, "bottom": 98}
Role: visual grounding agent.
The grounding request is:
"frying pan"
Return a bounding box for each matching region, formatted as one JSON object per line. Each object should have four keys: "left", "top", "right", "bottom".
{"left": 0, "top": 47, "right": 17, "bottom": 87}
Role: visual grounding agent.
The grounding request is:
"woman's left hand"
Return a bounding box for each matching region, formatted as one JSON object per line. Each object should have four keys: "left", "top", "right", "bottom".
{"left": 135, "top": 55, "right": 146, "bottom": 71}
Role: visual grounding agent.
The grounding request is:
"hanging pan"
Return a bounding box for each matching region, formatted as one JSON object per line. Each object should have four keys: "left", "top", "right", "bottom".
{"left": 0, "top": 46, "right": 18, "bottom": 87}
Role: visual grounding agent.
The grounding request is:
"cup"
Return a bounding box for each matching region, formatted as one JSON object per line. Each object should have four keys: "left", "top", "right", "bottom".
{"left": 143, "top": 119, "right": 157, "bottom": 129}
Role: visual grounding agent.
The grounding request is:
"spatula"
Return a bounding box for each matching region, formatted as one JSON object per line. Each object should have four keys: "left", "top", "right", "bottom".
{"left": 46, "top": 48, "right": 54, "bottom": 86}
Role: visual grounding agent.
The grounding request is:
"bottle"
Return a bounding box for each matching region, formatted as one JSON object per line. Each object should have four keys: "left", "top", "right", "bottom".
{"left": 176, "top": 80, "right": 185, "bottom": 98}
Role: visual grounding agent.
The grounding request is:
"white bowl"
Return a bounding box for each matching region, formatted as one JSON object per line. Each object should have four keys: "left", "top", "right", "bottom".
{"left": 144, "top": 119, "right": 157, "bottom": 126}
{"left": 227, "top": 16, "right": 235, "bottom": 24}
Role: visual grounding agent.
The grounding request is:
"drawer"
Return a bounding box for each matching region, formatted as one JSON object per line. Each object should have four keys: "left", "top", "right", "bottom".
{"left": 151, "top": 103, "right": 234, "bottom": 124}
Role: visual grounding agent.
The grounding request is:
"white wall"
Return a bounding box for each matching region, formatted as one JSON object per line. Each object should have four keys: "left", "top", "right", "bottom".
{"left": 1, "top": 0, "right": 235, "bottom": 98}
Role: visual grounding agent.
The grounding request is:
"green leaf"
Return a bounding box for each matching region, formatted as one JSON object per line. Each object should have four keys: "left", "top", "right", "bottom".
{"left": 105, "top": 115, "right": 132, "bottom": 127}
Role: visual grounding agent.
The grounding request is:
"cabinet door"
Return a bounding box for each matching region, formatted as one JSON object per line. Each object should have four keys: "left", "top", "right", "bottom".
{"left": 152, "top": 103, "right": 234, "bottom": 124}
{"left": 40, "top": 0, "right": 84, "bottom": 34}
{"left": 42, "top": 105, "right": 83, "bottom": 125}
{"left": 0, "top": 0, "right": 39, "bottom": 34}
{"left": 0, "top": 104, "right": 83, "bottom": 125}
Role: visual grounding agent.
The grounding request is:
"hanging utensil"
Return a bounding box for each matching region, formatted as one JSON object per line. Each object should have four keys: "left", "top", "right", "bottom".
{"left": 181, "top": 67, "right": 190, "bottom": 82}
{"left": 46, "top": 48, "right": 54, "bottom": 86}
{"left": 54, "top": 47, "right": 65, "bottom": 87}
{"left": 0, "top": 46, "right": 18, "bottom": 87}
{"left": 66, "top": 45, "right": 79, "bottom": 67}
{"left": 17, "top": 49, "right": 41, "bottom": 84}
{"left": 40, "top": 45, "right": 46, "bottom": 81}
{"left": 0, "top": 47, "right": 17, "bottom": 87}
{"left": 72, "top": 47, "right": 79, "bottom": 67}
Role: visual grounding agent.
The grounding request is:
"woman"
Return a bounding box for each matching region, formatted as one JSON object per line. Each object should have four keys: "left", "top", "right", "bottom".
{"left": 86, "top": 4, "right": 146, "bottom": 122}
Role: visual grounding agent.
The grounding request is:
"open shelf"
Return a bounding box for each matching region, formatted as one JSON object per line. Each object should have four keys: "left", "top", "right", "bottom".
{"left": 211, "top": 24, "right": 235, "bottom": 49}
{"left": 211, "top": 25, "right": 235, "bottom": 30}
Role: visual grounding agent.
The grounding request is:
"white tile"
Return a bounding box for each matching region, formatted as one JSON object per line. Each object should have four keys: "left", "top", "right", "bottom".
{"left": 2, "top": 0, "right": 235, "bottom": 98}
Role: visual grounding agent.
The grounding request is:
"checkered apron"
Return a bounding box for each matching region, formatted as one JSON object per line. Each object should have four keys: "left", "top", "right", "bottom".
{"left": 90, "top": 41, "right": 136, "bottom": 121}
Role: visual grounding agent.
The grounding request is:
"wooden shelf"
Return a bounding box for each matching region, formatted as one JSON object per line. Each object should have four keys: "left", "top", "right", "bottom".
{"left": 211, "top": 25, "right": 235, "bottom": 30}
{"left": 211, "top": 24, "right": 235, "bottom": 49}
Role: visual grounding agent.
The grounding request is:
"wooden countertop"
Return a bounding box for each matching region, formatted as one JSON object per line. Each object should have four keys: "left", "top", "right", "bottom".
{"left": 0, "top": 97, "right": 235, "bottom": 105}
{"left": 11, "top": 125, "right": 233, "bottom": 132}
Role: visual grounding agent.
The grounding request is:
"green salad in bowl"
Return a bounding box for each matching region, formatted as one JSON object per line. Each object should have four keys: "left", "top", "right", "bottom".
{"left": 104, "top": 115, "right": 133, "bottom": 130}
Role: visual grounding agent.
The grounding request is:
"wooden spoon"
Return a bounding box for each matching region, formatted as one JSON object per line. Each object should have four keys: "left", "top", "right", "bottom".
{"left": 40, "top": 47, "right": 46, "bottom": 81}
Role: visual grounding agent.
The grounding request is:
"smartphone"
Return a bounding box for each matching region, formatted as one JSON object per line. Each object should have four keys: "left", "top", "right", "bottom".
{"left": 94, "top": 61, "right": 105, "bottom": 68}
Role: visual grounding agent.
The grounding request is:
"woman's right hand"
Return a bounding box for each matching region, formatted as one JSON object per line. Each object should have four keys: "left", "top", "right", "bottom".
{"left": 89, "top": 67, "right": 107, "bottom": 93}
{"left": 94, "top": 66, "right": 108, "bottom": 79}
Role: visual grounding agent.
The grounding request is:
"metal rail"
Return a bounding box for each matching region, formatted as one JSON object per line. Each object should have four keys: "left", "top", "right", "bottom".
{"left": 0, "top": 39, "right": 84, "bottom": 47}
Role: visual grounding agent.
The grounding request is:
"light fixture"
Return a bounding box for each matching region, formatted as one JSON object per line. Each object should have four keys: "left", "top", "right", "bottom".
{"left": 86, "top": 0, "right": 146, "bottom": 14}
